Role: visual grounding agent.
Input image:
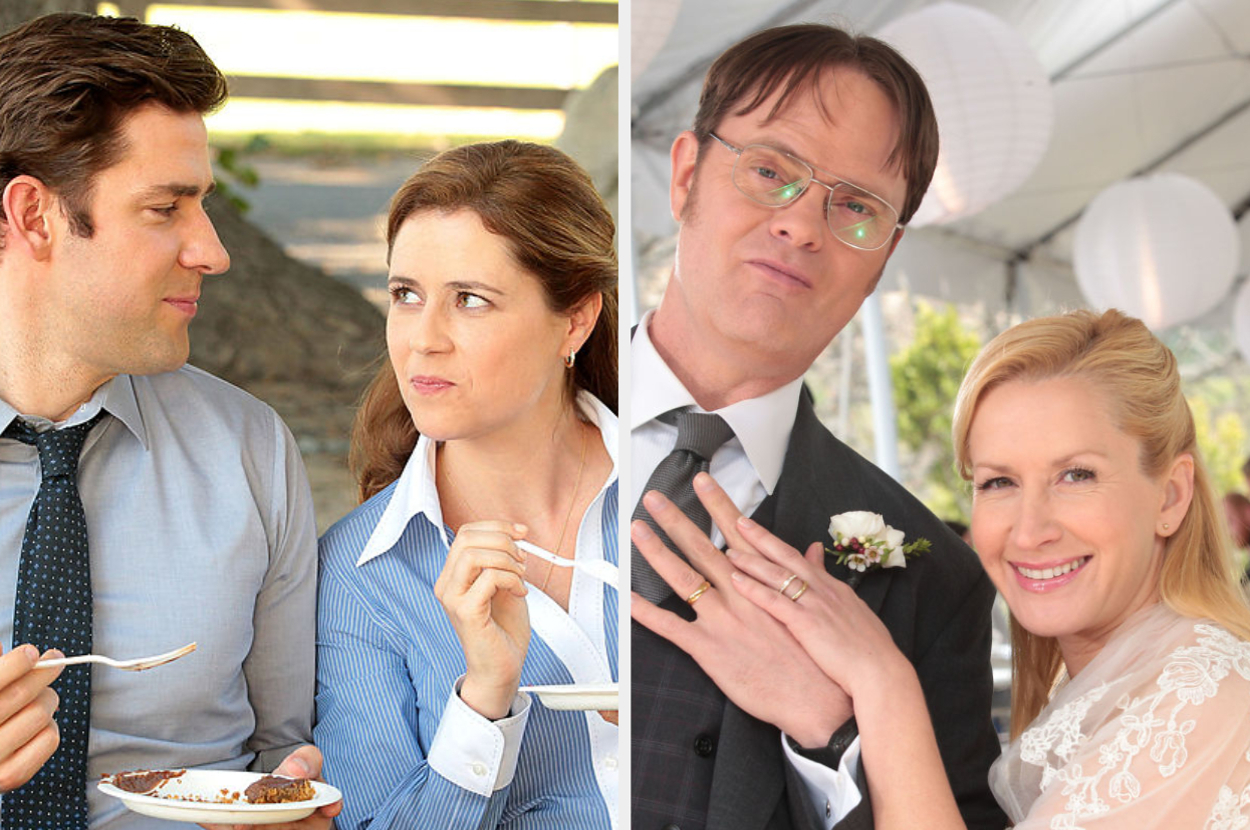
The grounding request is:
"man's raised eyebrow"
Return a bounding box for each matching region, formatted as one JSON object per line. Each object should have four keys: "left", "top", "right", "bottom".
{"left": 765, "top": 137, "right": 805, "bottom": 159}
{"left": 765, "top": 138, "right": 877, "bottom": 188}
{"left": 137, "top": 181, "right": 216, "bottom": 200}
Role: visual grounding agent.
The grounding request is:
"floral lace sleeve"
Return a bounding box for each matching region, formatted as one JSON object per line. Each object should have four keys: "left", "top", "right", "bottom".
{"left": 1009, "top": 623, "right": 1250, "bottom": 829}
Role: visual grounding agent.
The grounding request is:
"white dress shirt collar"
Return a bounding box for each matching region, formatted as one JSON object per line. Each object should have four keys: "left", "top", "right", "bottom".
{"left": 0, "top": 374, "right": 146, "bottom": 448}
{"left": 631, "top": 310, "right": 802, "bottom": 495}
{"left": 357, "top": 390, "right": 618, "bottom": 567}
{"left": 101, "top": 374, "right": 149, "bottom": 449}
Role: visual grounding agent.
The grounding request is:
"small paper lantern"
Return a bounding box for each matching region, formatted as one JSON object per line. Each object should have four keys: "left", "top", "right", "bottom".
{"left": 1073, "top": 173, "right": 1239, "bottom": 331}
{"left": 878, "top": 2, "right": 1053, "bottom": 226}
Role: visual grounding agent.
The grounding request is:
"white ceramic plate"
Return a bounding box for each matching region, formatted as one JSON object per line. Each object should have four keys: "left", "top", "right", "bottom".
{"left": 98, "top": 769, "right": 341, "bottom": 825}
{"left": 520, "top": 683, "right": 618, "bottom": 711}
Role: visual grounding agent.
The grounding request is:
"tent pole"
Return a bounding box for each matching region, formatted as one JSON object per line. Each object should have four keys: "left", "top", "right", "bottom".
{"left": 862, "top": 291, "right": 900, "bottom": 481}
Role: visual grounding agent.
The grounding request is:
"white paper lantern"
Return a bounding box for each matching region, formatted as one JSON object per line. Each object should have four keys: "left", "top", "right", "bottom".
{"left": 877, "top": 2, "right": 1053, "bottom": 226}
{"left": 1073, "top": 173, "right": 1239, "bottom": 331}
{"left": 632, "top": 0, "right": 682, "bottom": 83}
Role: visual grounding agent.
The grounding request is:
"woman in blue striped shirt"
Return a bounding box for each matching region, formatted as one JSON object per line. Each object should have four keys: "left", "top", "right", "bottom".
{"left": 314, "top": 140, "right": 619, "bottom": 829}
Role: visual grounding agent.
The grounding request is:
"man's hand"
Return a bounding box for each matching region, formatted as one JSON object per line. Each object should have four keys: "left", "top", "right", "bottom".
{"left": 200, "top": 745, "right": 342, "bottom": 830}
{"left": 0, "top": 644, "right": 63, "bottom": 793}
{"left": 631, "top": 482, "right": 853, "bottom": 748}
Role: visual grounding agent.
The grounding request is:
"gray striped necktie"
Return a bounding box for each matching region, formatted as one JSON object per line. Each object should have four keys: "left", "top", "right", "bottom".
{"left": 632, "top": 409, "right": 735, "bottom": 602}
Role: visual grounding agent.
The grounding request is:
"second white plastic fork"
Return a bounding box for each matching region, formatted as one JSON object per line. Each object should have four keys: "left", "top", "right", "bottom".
{"left": 516, "top": 540, "right": 619, "bottom": 589}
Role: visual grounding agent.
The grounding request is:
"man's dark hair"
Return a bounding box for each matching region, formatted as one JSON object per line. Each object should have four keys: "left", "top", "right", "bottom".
{"left": 692, "top": 23, "right": 939, "bottom": 224}
{"left": 0, "top": 13, "right": 228, "bottom": 238}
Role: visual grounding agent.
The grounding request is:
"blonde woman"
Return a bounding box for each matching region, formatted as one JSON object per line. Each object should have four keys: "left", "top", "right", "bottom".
{"left": 634, "top": 309, "right": 1250, "bottom": 828}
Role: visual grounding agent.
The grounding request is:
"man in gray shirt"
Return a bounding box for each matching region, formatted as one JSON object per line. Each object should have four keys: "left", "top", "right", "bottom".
{"left": 0, "top": 13, "right": 339, "bottom": 828}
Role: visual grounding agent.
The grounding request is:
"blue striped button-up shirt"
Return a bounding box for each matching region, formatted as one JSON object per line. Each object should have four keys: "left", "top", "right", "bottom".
{"left": 315, "top": 393, "right": 618, "bottom": 829}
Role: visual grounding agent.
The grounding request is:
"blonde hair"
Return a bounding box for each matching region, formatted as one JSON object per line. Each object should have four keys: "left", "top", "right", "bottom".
{"left": 951, "top": 308, "right": 1250, "bottom": 738}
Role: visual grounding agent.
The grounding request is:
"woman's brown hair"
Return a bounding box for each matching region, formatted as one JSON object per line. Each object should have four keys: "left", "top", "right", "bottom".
{"left": 351, "top": 140, "right": 617, "bottom": 502}
{"left": 952, "top": 308, "right": 1250, "bottom": 738}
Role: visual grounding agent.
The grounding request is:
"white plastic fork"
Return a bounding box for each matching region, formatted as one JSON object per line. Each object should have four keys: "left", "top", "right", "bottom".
{"left": 516, "top": 540, "right": 619, "bottom": 589}
{"left": 35, "top": 642, "right": 197, "bottom": 671}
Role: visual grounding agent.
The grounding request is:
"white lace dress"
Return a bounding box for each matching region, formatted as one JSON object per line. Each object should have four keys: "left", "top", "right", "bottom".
{"left": 989, "top": 603, "right": 1250, "bottom": 829}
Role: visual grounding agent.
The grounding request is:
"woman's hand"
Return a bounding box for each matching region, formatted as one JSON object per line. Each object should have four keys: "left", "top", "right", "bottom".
{"left": 434, "top": 520, "right": 531, "bottom": 720}
{"left": 718, "top": 488, "right": 911, "bottom": 701}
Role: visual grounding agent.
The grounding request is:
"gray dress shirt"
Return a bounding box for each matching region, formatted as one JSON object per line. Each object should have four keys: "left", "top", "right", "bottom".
{"left": 0, "top": 365, "right": 317, "bottom": 829}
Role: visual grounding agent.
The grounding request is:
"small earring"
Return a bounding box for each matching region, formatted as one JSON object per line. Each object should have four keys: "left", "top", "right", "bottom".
{"left": 564, "top": 349, "right": 576, "bottom": 369}
{"left": 1162, "top": 523, "right": 1170, "bottom": 531}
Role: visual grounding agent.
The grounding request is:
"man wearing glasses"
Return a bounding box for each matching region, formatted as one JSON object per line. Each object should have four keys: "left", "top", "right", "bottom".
{"left": 630, "top": 24, "right": 1005, "bottom": 830}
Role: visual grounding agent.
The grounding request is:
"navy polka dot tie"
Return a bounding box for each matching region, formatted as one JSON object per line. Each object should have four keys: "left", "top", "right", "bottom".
{"left": 2, "top": 413, "right": 104, "bottom": 830}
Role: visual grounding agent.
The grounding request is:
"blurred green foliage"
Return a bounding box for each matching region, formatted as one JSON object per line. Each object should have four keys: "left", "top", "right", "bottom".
{"left": 1187, "top": 383, "right": 1249, "bottom": 496}
{"left": 890, "top": 300, "right": 982, "bottom": 524}
{"left": 1186, "top": 383, "right": 1250, "bottom": 573}
{"left": 212, "top": 135, "right": 270, "bottom": 213}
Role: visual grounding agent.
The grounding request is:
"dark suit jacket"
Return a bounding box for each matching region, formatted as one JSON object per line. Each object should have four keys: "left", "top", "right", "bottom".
{"left": 632, "top": 391, "right": 1006, "bottom": 830}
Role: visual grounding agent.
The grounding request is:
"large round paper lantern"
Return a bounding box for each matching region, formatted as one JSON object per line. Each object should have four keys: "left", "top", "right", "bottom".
{"left": 877, "top": 2, "right": 1053, "bottom": 226}
{"left": 1073, "top": 173, "right": 1239, "bottom": 331}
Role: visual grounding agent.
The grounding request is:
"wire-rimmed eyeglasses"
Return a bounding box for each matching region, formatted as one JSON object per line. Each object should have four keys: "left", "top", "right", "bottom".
{"left": 709, "top": 133, "right": 903, "bottom": 251}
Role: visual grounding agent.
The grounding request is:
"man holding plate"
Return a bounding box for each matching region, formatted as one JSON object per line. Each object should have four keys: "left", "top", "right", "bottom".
{"left": 0, "top": 13, "right": 338, "bottom": 829}
{"left": 630, "top": 23, "right": 1005, "bottom": 830}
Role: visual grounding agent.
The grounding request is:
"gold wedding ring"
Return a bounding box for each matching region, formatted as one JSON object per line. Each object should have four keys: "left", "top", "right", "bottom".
{"left": 778, "top": 574, "right": 799, "bottom": 594}
{"left": 685, "top": 580, "right": 712, "bottom": 605}
{"left": 786, "top": 580, "right": 809, "bottom": 602}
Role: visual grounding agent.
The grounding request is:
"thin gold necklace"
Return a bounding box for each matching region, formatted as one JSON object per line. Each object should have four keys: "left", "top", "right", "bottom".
{"left": 541, "top": 425, "right": 589, "bottom": 591}
{"left": 442, "top": 423, "right": 590, "bottom": 593}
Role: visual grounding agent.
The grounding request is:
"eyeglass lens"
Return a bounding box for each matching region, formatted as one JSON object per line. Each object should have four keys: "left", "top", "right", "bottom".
{"left": 732, "top": 145, "right": 896, "bottom": 249}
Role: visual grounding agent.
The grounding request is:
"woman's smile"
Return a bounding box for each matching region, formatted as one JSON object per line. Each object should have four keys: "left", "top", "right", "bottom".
{"left": 969, "top": 376, "right": 1172, "bottom": 662}
{"left": 1010, "top": 555, "right": 1090, "bottom": 592}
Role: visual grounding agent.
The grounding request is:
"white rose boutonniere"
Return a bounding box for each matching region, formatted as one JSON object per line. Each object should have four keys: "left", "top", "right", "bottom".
{"left": 827, "top": 511, "right": 930, "bottom": 574}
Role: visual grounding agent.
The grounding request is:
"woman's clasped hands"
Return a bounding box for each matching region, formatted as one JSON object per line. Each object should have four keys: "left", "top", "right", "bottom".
{"left": 434, "top": 520, "right": 531, "bottom": 721}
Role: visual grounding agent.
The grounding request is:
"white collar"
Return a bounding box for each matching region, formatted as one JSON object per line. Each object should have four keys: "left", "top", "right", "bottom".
{"left": 0, "top": 375, "right": 146, "bottom": 448}
{"left": 631, "top": 310, "right": 801, "bottom": 495}
{"left": 356, "top": 390, "right": 619, "bottom": 567}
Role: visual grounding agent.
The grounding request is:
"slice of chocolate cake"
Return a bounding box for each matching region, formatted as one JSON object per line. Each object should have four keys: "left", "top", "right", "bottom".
{"left": 107, "top": 769, "right": 185, "bottom": 794}
{"left": 244, "top": 774, "right": 315, "bottom": 804}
